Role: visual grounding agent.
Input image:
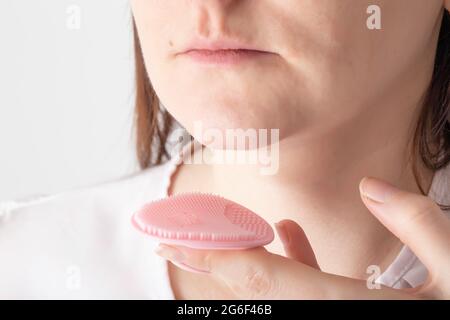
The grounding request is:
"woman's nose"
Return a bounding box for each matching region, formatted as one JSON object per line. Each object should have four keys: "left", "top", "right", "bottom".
{"left": 192, "top": 0, "right": 241, "bottom": 37}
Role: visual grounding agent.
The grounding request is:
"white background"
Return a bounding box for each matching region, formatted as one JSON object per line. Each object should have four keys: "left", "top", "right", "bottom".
{"left": 0, "top": 0, "right": 139, "bottom": 201}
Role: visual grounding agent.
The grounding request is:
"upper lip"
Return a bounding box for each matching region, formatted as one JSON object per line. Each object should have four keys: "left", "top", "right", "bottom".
{"left": 177, "top": 37, "right": 271, "bottom": 55}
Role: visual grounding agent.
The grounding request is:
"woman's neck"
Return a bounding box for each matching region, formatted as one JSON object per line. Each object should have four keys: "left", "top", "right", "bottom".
{"left": 170, "top": 103, "right": 435, "bottom": 279}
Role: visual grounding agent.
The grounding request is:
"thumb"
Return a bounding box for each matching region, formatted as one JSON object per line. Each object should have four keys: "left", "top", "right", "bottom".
{"left": 359, "top": 176, "right": 450, "bottom": 280}
{"left": 155, "top": 244, "right": 284, "bottom": 298}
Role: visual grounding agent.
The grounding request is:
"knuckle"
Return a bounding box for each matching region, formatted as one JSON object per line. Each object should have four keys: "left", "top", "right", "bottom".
{"left": 232, "top": 258, "right": 278, "bottom": 298}
{"left": 242, "top": 265, "right": 275, "bottom": 297}
{"left": 215, "top": 248, "right": 281, "bottom": 299}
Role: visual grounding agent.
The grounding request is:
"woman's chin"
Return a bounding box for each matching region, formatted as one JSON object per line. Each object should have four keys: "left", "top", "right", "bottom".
{"left": 183, "top": 118, "right": 281, "bottom": 151}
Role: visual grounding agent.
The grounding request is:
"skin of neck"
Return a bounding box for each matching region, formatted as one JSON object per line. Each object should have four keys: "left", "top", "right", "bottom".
{"left": 175, "top": 51, "right": 437, "bottom": 281}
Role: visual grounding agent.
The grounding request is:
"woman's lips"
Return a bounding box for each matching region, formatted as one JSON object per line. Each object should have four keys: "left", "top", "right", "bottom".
{"left": 181, "top": 48, "right": 273, "bottom": 65}
{"left": 176, "top": 37, "right": 276, "bottom": 66}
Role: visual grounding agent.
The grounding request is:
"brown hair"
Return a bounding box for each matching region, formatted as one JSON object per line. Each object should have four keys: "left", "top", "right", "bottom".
{"left": 132, "top": 11, "right": 450, "bottom": 209}
{"left": 133, "top": 21, "right": 175, "bottom": 168}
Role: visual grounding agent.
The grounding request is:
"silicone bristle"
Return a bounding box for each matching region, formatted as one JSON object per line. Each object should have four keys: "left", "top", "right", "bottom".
{"left": 131, "top": 192, "right": 274, "bottom": 249}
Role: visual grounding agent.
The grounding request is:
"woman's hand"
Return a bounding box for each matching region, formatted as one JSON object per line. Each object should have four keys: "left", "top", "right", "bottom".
{"left": 154, "top": 177, "right": 450, "bottom": 299}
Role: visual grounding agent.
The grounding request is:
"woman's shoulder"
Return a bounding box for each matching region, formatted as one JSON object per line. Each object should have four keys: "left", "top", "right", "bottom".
{"left": 0, "top": 159, "right": 176, "bottom": 224}
{"left": 0, "top": 161, "right": 177, "bottom": 298}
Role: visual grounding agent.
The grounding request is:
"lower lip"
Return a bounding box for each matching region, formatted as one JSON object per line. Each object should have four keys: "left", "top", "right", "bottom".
{"left": 180, "top": 49, "right": 273, "bottom": 65}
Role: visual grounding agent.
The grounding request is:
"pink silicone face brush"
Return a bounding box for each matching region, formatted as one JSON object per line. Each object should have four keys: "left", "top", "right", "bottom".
{"left": 131, "top": 192, "right": 274, "bottom": 250}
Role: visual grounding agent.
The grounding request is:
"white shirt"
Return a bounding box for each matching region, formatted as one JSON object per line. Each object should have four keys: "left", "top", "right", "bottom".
{"left": 1, "top": 142, "right": 449, "bottom": 299}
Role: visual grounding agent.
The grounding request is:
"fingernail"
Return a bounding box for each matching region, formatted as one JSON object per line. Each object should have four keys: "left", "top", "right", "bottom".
{"left": 275, "top": 222, "right": 290, "bottom": 245}
{"left": 155, "top": 243, "right": 186, "bottom": 263}
{"left": 360, "top": 177, "right": 397, "bottom": 203}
